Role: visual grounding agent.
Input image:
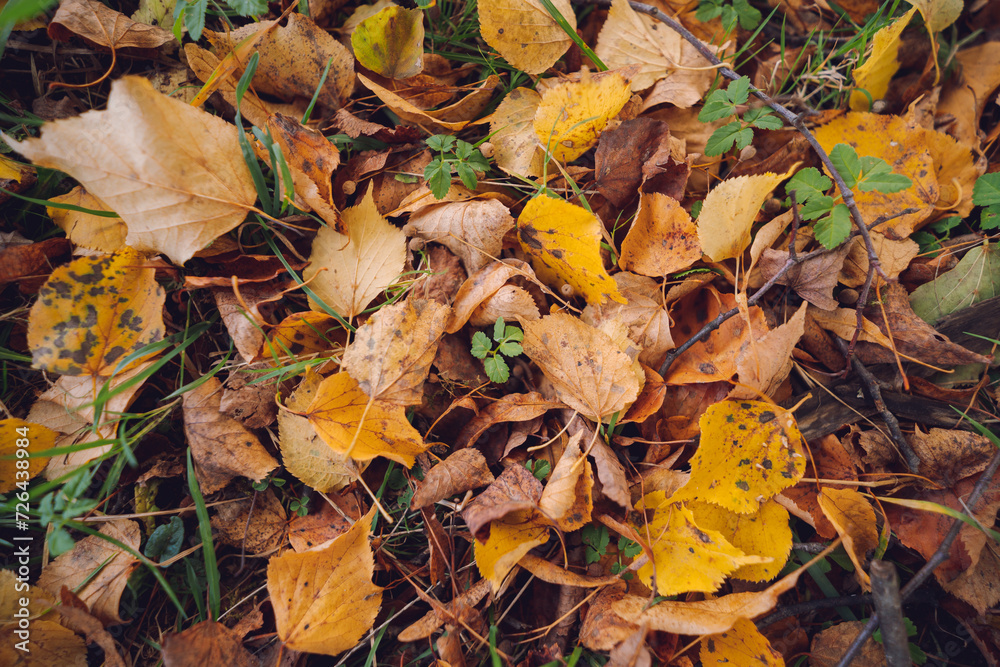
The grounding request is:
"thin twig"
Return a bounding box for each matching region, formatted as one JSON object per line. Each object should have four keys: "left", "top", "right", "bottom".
{"left": 870, "top": 560, "right": 910, "bottom": 667}
{"left": 756, "top": 594, "right": 872, "bottom": 628}
{"left": 834, "top": 337, "right": 919, "bottom": 472}
{"left": 834, "top": 446, "right": 1000, "bottom": 667}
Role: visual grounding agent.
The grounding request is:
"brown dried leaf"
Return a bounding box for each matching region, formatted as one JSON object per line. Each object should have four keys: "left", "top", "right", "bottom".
{"left": 211, "top": 489, "right": 287, "bottom": 555}
{"left": 909, "top": 427, "right": 994, "bottom": 488}
{"left": 758, "top": 244, "right": 852, "bottom": 311}
{"left": 49, "top": 0, "right": 174, "bottom": 52}
{"left": 594, "top": 118, "right": 671, "bottom": 207}
{"left": 403, "top": 199, "right": 514, "bottom": 275}
{"left": 398, "top": 578, "right": 491, "bottom": 642}
{"left": 448, "top": 259, "right": 541, "bottom": 333}
{"left": 539, "top": 431, "right": 593, "bottom": 531}
{"left": 412, "top": 448, "right": 495, "bottom": 510}
{"left": 161, "top": 620, "right": 258, "bottom": 667}
{"left": 582, "top": 272, "right": 675, "bottom": 368}
{"left": 456, "top": 392, "right": 561, "bottom": 449}
{"left": 462, "top": 464, "right": 542, "bottom": 540}
{"left": 518, "top": 554, "right": 620, "bottom": 587}
{"left": 182, "top": 376, "right": 279, "bottom": 494}
{"left": 730, "top": 301, "right": 807, "bottom": 400}
{"left": 620, "top": 192, "right": 701, "bottom": 277}
{"left": 811, "top": 622, "right": 885, "bottom": 667}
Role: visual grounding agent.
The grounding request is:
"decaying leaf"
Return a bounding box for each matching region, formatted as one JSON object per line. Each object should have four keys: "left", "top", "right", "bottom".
{"left": 455, "top": 392, "right": 562, "bottom": 449}
{"left": 161, "top": 621, "right": 258, "bottom": 667}
{"left": 48, "top": 0, "right": 174, "bottom": 53}
{"left": 698, "top": 171, "right": 791, "bottom": 262}
{"left": 0, "top": 419, "right": 54, "bottom": 492}
{"left": 478, "top": 0, "right": 574, "bottom": 75}
{"left": 669, "top": 401, "right": 806, "bottom": 514}
{"left": 351, "top": 5, "right": 424, "bottom": 79}
{"left": 211, "top": 489, "right": 287, "bottom": 555}
{"left": 700, "top": 617, "right": 784, "bottom": 666}
{"left": 304, "top": 184, "right": 406, "bottom": 320}
{"left": 304, "top": 371, "right": 429, "bottom": 465}
{"left": 517, "top": 195, "right": 625, "bottom": 305}
{"left": 523, "top": 313, "right": 643, "bottom": 422}
{"left": 817, "top": 487, "right": 878, "bottom": 589}
{"left": 38, "top": 519, "right": 141, "bottom": 626}
{"left": 183, "top": 376, "right": 279, "bottom": 494}
{"left": 4, "top": 77, "right": 257, "bottom": 265}
{"left": 357, "top": 73, "right": 499, "bottom": 133}
{"left": 268, "top": 508, "right": 382, "bottom": 656}
{"left": 582, "top": 272, "right": 675, "bottom": 368}
{"left": 403, "top": 198, "right": 515, "bottom": 274}
{"left": 412, "top": 448, "right": 495, "bottom": 510}
{"left": 538, "top": 431, "right": 593, "bottom": 531}
{"left": 27, "top": 248, "right": 165, "bottom": 376}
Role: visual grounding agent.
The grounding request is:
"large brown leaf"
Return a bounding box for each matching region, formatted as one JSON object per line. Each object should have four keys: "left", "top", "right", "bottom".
{"left": 411, "top": 448, "right": 495, "bottom": 510}
{"left": 49, "top": 0, "right": 174, "bottom": 53}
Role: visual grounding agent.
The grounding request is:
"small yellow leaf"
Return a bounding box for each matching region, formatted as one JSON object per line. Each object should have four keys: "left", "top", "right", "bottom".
{"left": 634, "top": 493, "right": 769, "bottom": 596}
{"left": 669, "top": 400, "right": 806, "bottom": 514}
{"left": 479, "top": 0, "right": 575, "bottom": 75}
{"left": 268, "top": 508, "right": 382, "bottom": 656}
{"left": 474, "top": 509, "right": 549, "bottom": 593}
{"left": 849, "top": 9, "right": 916, "bottom": 111}
{"left": 0, "top": 419, "right": 55, "bottom": 493}
{"left": 490, "top": 87, "right": 547, "bottom": 178}
{"left": 517, "top": 195, "right": 625, "bottom": 305}
{"left": 701, "top": 617, "right": 785, "bottom": 666}
{"left": 305, "top": 372, "right": 429, "bottom": 466}
{"left": 47, "top": 186, "right": 127, "bottom": 254}
{"left": 304, "top": 183, "right": 406, "bottom": 320}
{"left": 538, "top": 431, "right": 593, "bottom": 531}
{"left": 267, "top": 311, "right": 345, "bottom": 359}
{"left": 522, "top": 313, "right": 642, "bottom": 422}
{"left": 351, "top": 5, "right": 424, "bottom": 79}
{"left": 689, "top": 498, "right": 792, "bottom": 583}
{"left": 909, "top": 0, "right": 963, "bottom": 32}
{"left": 818, "top": 487, "right": 879, "bottom": 590}
{"left": 698, "top": 171, "right": 792, "bottom": 262}
{"left": 27, "top": 248, "right": 165, "bottom": 376}
{"left": 533, "top": 70, "right": 633, "bottom": 163}
{"left": 0, "top": 154, "right": 24, "bottom": 181}
{"left": 620, "top": 192, "right": 701, "bottom": 276}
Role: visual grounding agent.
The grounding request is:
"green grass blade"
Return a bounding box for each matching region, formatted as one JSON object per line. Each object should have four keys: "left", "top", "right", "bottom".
{"left": 187, "top": 449, "right": 220, "bottom": 620}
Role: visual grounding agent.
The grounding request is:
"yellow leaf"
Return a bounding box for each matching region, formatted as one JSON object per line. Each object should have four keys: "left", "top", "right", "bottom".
{"left": 304, "top": 183, "right": 406, "bottom": 320}
{"left": 909, "top": 0, "right": 963, "bottom": 32}
{"left": 698, "top": 170, "right": 792, "bottom": 262}
{"left": 47, "top": 187, "right": 127, "bottom": 254}
{"left": 342, "top": 297, "right": 451, "bottom": 405}
{"left": 0, "top": 622, "right": 86, "bottom": 666}
{"left": 27, "top": 248, "right": 165, "bottom": 376}
{"left": 522, "top": 313, "right": 642, "bottom": 422}
{"left": 478, "top": 0, "right": 575, "bottom": 75}
{"left": 268, "top": 508, "right": 382, "bottom": 656}
{"left": 669, "top": 400, "right": 806, "bottom": 514}
{"left": 0, "top": 419, "right": 54, "bottom": 493}
{"left": 267, "top": 311, "right": 345, "bottom": 360}
{"left": 538, "top": 431, "right": 593, "bottom": 531}
{"left": 620, "top": 192, "right": 702, "bottom": 276}
{"left": 351, "top": 5, "right": 424, "bottom": 79}
{"left": 701, "top": 617, "right": 785, "bottom": 666}
{"left": 818, "top": 487, "right": 879, "bottom": 590}
{"left": 595, "top": 0, "right": 717, "bottom": 104}
{"left": 689, "top": 498, "right": 792, "bottom": 583}
{"left": 517, "top": 195, "right": 625, "bottom": 305}
{"left": 634, "top": 493, "right": 769, "bottom": 596}
{"left": 489, "top": 87, "right": 547, "bottom": 178}
{"left": 474, "top": 509, "right": 549, "bottom": 593}
{"left": 849, "top": 8, "right": 916, "bottom": 111}
{"left": 3, "top": 77, "right": 258, "bottom": 265}
{"left": 304, "top": 371, "right": 429, "bottom": 466}
{"left": 922, "top": 126, "right": 981, "bottom": 218}
{"left": 533, "top": 69, "right": 633, "bottom": 163}
{"left": 279, "top": 368, "right": 360, "bottom": 493}
{"left": 0, "top": 154, "right": 23, "bottom": 181}
{"left": 814, "top": 113, "right": 938, "bottom": 238}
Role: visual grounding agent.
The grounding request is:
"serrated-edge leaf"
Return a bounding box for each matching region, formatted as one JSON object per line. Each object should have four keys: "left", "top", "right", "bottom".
{"left": 705, "top": 122, "right": 744, "bottom": 156}
{"left": 973, "top": 173, "right": 1000, "bottom": 206}
{"left": 814, "top": 204, "right": 852, "bottom": 249}
{"left": 728, "top": 76, "right": 751, "bottom": 105}
{"left": 829, "top": 143, "right": 863, "bottom": 188}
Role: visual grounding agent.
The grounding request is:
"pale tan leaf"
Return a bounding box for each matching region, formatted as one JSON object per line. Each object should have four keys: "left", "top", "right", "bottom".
{"left": 403, "top": 199, "right": 514, "bottom": 274}
{"left": 698, "top": 171, "right": 792, "bottom": 262}
{"left": 478, "top": 0, "right": 574, "bottom": 75}
{"left": 489, "top": 88, "right": 547, "bottom": 178}
{"left": 539, "top": 431, "right": 593, "bottom": 531}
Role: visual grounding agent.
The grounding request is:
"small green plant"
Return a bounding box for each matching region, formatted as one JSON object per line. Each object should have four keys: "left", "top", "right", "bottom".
{"left": 424, "top": 134, "right": 491, "bottom": 199}
{"left": 873, "top": 617, "right": 928, "bottom": 665}
{"left": 698, "top": 76, "right": 783, "bottom": 156}
{"left": 471, "top": 317, "right": 524, "bottom": 383}
{"left": 582, "top": 524, "right": 610, "bottom": 564}
{"left": 525, "top": 458, "right": 551, "bottom": 481}
{"left": 785, "top": 144, "right": 912, "bottom": 248}
{"left": 696, "top": 0, "right": 762, "bottom": 32}
{"left": 38, "top": 466, "right": 100, "bottom": 556}
{"left": 610, "top": 537, "right": 642, "bottom": 579}
{"left": 288, "top": 495, "right": 309, "bottom": 517}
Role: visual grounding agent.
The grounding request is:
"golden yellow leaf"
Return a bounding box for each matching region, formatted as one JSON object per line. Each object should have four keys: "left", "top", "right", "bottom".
{"left": 0, "top": 419, "right": 54, "bottom": 493}
{"left": 351, "top": 5, "right": 424, "bottom": 79}
{"left": 0, "top": 154, "right": 22, "bottom": 181}
{"left": 47, "top": 186, "right": 126, "bottom": 254}
{"left": 490, "top": 87, "right": 547, "bottom": 178}
{"left": 909, "top": 0, "right": 963, "bottom": 32}
{"left": 38, "top": 519, "right": 140, "bottom": 625}
{"left": 533, "top": 69, "right": 633, "bottom": 163}
{"left": 267, "top": 311, "right": 345, "bottom": 360}
{"left": 304, "top": 371, "right": 429, "bottom": 466}
{"left": 669, "top": 400, "right": 806, "bottom": 514}
{"left": 814, "top": 113, "right": 938, "bottom": 238}
{"left": 595, "top": 0, "right": 717, "bottom": 104}
{"left": 818, "top": 487, "right": 878, "bottom": 590}
{"left": 357, "top": 73, "right": 499, "bottom": 133}
{"left": 634, "top": 493, "right": 768, "bottom": 596}
{"left": 304, "top": 184, "right": 406, "bottom": 320}
{"left": 701, "top": 617, "right": 785, "bottom": 666}
{"left": 267, "top": 508, "right": 382, "bottom": 656}
{"left": 620, "top": 192, "right": 701, "bottom": 276}
{"left": 522, "top": 313, "right": 642, "bottom": 422}
{"left": 478, "top": 0, "right": 575, "bottom": 75}
{"left": 279, "top": 368, "right": 359, "bottom": 493}
{"left": 474, "top": 509, "right": 549, "bottom": 593}
{"left": 27, "top": 248, "right": 165, "bottom": 376}
{"left": 923, "top": 126, "right": 981, "bottom": 218}
{"left": 0, "top": 622, "right": 86, "bottom": 667}
{"left": 342, "top": 298, "right": 451, "bottom": 406}
{"left": 3, "top": 77, "right": 257, "bottom": 265}
{"left": 538, "top": 431, "right": 593, "bottom": 531}
{"left": 517, "top": 195, "right": 624, "bottom": 305}
{"left": 698, "top": 171, "right": 792, "bottom": 262}
{"left": 849, "top": 9, "right": 916, "bottom": 111}
{"left": 689, "top": 498, "right": 792, "bottom": 583}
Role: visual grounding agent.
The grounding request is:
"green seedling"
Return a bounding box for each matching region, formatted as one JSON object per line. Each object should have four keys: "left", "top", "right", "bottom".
{"left": 471, "top": 317, "right": 524, "bottom": 383}
{"left": 698, "top": 76, "right": 783, "bottom": 156}
{"left": 697, "top": 0, "right": 762, "bottom": 32}
{"left": 525, "top": 458, "right": 551, "bottom": 481}
{"left": 424, "top": 134, "right": 491, "bottom": 199}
